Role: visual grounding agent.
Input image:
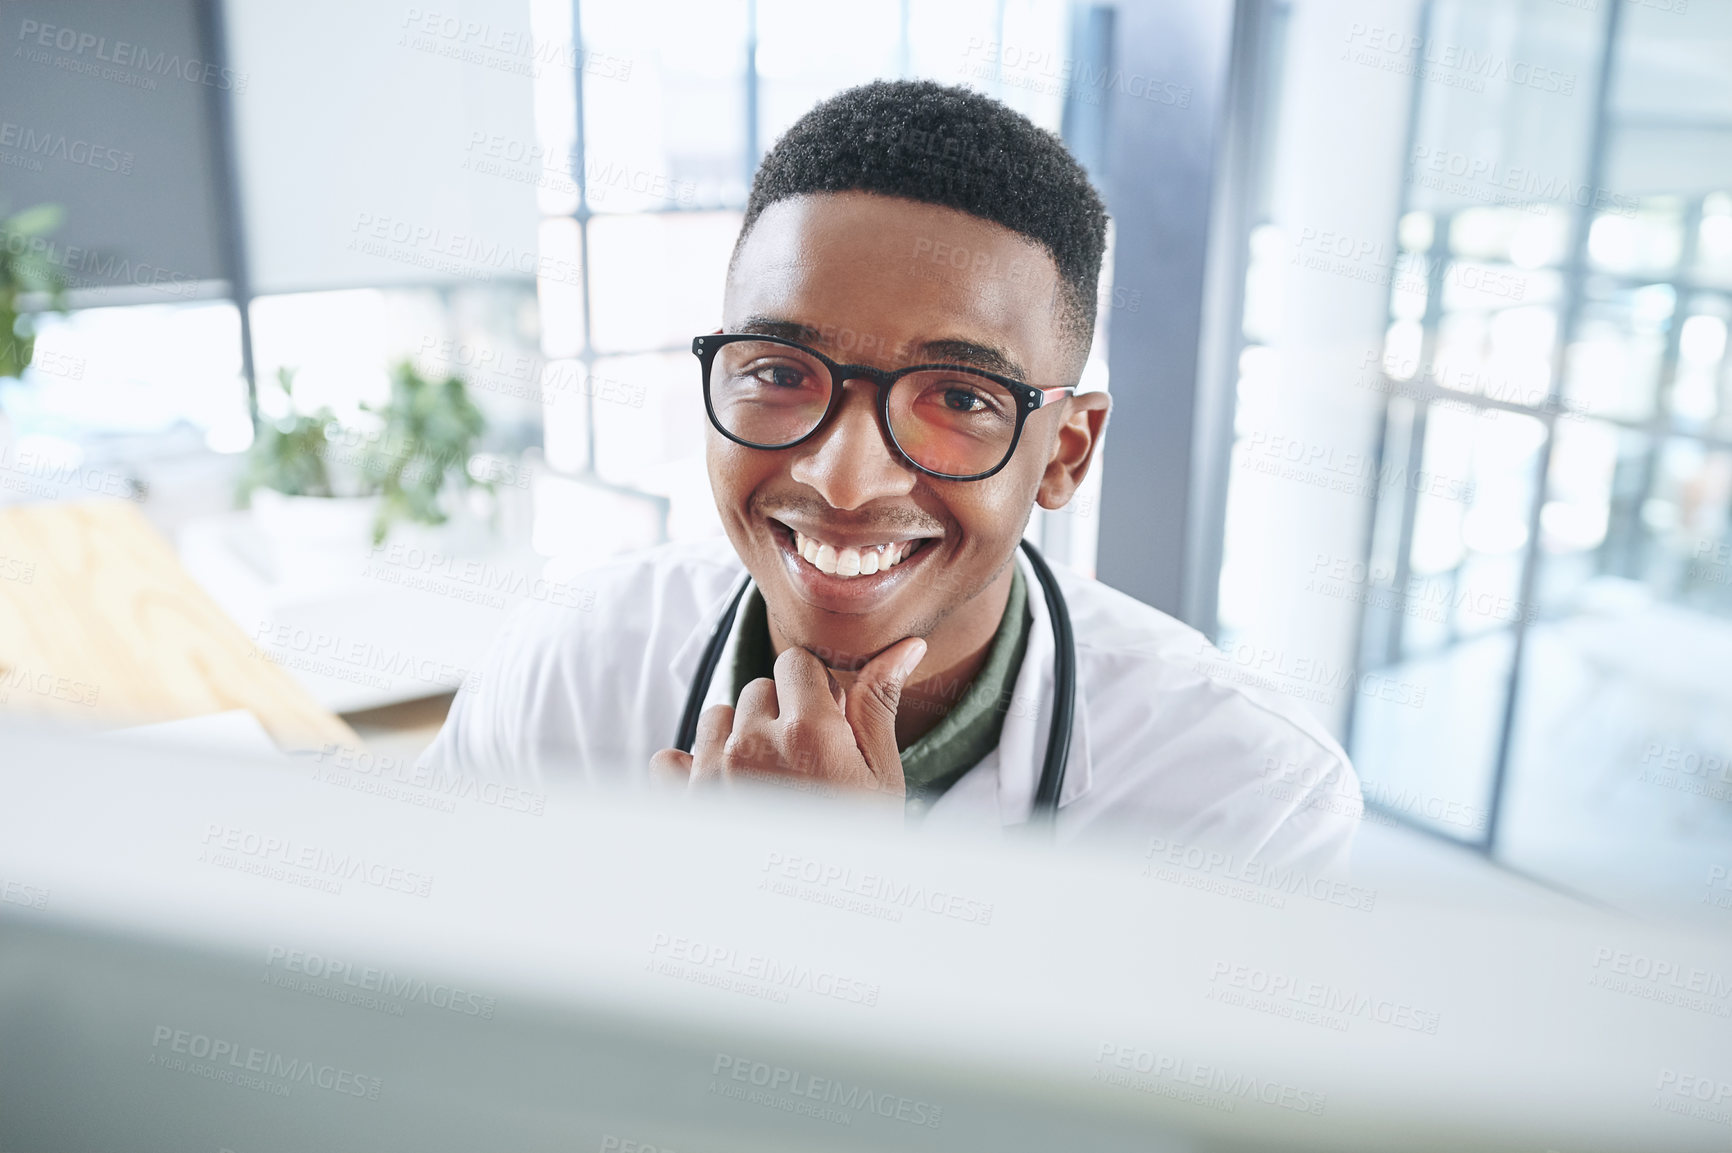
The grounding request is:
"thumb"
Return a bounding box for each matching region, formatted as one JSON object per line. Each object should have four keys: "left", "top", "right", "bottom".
{"left": 844, "top": 636, "right": 927, "bottom": 768}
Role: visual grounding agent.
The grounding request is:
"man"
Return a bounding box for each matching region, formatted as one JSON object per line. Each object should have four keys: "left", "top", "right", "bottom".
{"left": 422, "top": 80, "right": 1362, "bottom": 871}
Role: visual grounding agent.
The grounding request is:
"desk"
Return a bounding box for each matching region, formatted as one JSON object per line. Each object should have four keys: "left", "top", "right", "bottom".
{"left": 0, "top": 499, "right": 356, "bottom": 751}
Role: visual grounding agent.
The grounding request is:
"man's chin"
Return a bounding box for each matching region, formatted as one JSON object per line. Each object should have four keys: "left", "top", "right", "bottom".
{"left": 770, "top": 614, "right": 911, "bottom": 673}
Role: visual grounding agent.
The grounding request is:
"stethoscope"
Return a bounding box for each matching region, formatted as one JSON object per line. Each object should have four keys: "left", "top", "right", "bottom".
{"left": 674, "top": 538, "right": 1076, "bottom": 817}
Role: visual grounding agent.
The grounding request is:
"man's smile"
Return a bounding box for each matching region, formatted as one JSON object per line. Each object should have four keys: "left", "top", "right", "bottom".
{"left": 763, "top": 514, "right": 944, "bottom": 610}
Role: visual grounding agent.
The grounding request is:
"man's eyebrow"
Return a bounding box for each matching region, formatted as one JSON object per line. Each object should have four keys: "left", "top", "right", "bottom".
{"left": 735, "top": 316, "right": 823, "bottom": 344}
{"left": 915, "top": 339, "right": 1027, "bottom": 382}
{"left": 732, "top": 317, "right": 1029, "bottom": 381}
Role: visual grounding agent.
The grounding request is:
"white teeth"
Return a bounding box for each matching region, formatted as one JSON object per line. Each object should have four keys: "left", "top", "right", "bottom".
{"left": 788, "top": 530, "right": 924, "bottom": 579}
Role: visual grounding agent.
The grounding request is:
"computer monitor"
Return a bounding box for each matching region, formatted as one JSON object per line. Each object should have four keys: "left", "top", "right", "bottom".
{"left": 2, "top": 722, "right": 1728, "bottom": 1152}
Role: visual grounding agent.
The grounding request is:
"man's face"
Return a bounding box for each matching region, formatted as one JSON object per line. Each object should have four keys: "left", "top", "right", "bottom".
{"left": 709, "top": 191, "right": 1083, "bottom": 668}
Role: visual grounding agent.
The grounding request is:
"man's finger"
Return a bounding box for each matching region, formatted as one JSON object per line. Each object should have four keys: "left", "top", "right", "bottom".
{"left": 734, "top": 676, "right": 779, "bottom": 723}
{"left": 770, "top": 645, "right": 848, "bottom": 724}
{"left": 649, "top": 747, "right": 694, "bottom": 787}
{"left": 846, "top": 636, "right": 927, "bottom": 773}
{"left": 690, "top": 703, "right": 736, "bottom": 784}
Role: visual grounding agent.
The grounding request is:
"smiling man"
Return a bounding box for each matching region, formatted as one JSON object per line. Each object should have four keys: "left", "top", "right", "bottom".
{"left": 423, "top": 80, "right": 1363, "bottom": 870}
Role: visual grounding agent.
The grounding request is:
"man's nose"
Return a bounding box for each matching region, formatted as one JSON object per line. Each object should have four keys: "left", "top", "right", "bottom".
{"left": 786, "top": 378, "right": 917, "bottom": 510}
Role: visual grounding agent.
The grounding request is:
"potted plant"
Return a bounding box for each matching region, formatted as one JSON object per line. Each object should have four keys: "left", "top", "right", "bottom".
{"left": 0, "top": 203, "right": 69, "bottom": 450}
{"left": 238, "top": 361, "right": 493, "bottom": 585}
{"left": 358, "top": 359, "right": 492, "bottom": 546}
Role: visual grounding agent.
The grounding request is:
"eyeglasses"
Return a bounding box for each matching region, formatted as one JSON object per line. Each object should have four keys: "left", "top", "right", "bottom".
{"left": 692, "top": 333, "right": 1073, "bottom": 481}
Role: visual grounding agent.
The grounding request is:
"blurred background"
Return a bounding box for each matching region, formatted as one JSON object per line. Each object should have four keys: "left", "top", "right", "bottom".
{"left": 1, "top": 0, "right": 1728, "bottom": 925}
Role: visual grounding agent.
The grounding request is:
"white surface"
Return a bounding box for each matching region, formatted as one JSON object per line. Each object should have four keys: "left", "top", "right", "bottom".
{"left": 178, "top": 511, "right": 544, "bottom": 713}
{"left": 3, "top": 724, "right": 1731, "bottom": 1151}
{"left": 110, "top": 709, "right": 291, "bottom": 763}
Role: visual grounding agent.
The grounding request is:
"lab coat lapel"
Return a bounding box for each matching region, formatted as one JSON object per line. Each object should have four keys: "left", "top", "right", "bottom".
{"left": 996, "top": 549, "right": 1093, "bottom": 824}
{"left": 667, "top": 573, "right": 754, "bottom": 717}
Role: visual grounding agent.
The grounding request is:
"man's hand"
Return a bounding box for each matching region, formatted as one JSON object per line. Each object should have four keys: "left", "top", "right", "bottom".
{"left": 650, "top": 637, "right": 927, "bottom": 802}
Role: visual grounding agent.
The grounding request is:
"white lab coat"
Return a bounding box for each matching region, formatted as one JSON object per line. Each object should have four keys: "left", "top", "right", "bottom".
{"left": 421, "top": 536, "right": 1364, "bottom": 873}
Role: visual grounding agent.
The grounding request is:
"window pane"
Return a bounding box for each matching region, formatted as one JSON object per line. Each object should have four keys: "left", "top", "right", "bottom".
{"left": 586, "top": 211, "right": 740, "bottom": 353}
{"left": 589, "top": 352, "right": 720, "bottom": 541}
{"left": 755, "top": 0, "right": 902, "bottom": 149}
{"left": 0, "top": 302, "right": 246, "bottom": 451}
{"left": 581, "top": 0, "right": 749, "bottom": 211}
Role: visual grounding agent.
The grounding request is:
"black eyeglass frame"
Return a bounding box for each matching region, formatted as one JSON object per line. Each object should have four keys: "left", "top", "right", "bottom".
{"left": 692, "top": 332, "right": 1074, "bottom": 482}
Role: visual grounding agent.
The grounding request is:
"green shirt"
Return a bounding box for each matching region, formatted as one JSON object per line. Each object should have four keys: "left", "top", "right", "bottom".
{"left": 730, "top": 567, "right": 1033, "bottom": 807}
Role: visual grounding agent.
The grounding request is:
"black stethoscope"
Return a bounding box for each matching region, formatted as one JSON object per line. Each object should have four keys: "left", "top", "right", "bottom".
{"left": 674, "top": 538, "right": 1077, "bottom": 816}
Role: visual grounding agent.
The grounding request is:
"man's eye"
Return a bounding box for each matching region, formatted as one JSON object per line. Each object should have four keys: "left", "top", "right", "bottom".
{"left": 753, "top": 365, "right": 810, "bottom": 389}
{"left": 942, "top": 387, "right": 991, "bottom": 413}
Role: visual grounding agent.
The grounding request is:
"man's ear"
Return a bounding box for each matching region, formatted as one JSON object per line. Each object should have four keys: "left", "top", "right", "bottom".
{"left": 1036, "top": 392, "right": 1111, "bottom": 510}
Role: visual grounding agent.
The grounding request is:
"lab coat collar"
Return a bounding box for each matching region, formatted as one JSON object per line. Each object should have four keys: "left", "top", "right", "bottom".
{"left": 665, "top": 548, "right": 1094, "bottom": 820}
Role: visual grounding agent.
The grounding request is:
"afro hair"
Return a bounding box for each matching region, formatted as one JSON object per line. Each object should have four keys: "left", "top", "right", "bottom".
{"left": 736, "top": 79, "right": 1109, "bottom": 352}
